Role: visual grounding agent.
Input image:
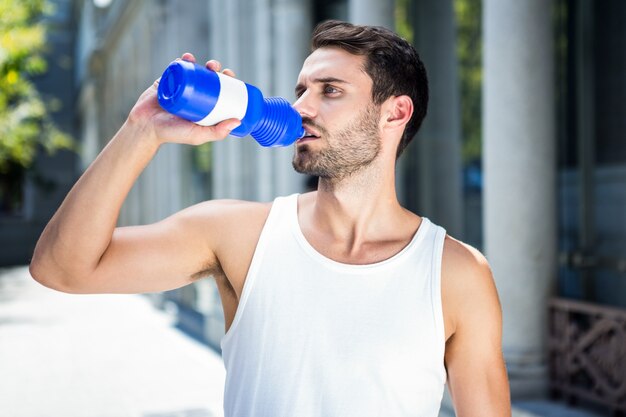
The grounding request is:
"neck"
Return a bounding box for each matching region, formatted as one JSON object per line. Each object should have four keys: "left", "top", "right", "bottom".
{"left": 311, "top": 157, "right": 404, "bottom": 242}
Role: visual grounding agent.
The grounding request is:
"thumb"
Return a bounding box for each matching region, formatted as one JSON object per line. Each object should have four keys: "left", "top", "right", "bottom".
{"left": 214, "top": 118, "right": 241, "bottom": 136}
{"left": 185, "top": 118, "right": 242, "bottom": 146}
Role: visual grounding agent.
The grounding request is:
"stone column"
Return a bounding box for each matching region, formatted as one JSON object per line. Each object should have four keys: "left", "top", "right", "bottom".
{"left": 210, "top": 0, "right": 311, "bottom": 201}
{"left": 271, "top": 0, "right": 312, "bottom": 197}
{"left": 412, "top": 0, "right": 464, "bottom": 238}
{"left": 483, "top": 0, "right": 556, "bottom": 398}
{"left": 349, "top": 0, "right": 395, "bottom": 29}
{"left": 209, "top": 0, "right": 247, "bottom": 200}
{"left": 251, "top": 0, "right": 275, "bottom": 202}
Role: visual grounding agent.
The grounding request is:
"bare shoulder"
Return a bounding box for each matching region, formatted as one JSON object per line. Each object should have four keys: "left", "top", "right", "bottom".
{"left": 176, "top": 198, "right": 272, "bottom": 294}
{"left": 185, "top": 198, "right": 272, "bottom": 225}
{"left": 176, "top": 198, "right": 272, "bottom": 252}
{"left": 177, "top": 198, "right": 271, "bottom": 218}
{"left": 440, "top": 235, "right": 501, "bottom": 340}
{"left": 177, "top": 199, "right": 271, "bottom": 226}
{"left": 441, "top": 235, "right": 492, "bottom": 281}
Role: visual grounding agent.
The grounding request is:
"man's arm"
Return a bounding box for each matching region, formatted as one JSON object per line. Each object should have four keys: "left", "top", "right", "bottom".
{"left": 442, "top": 237, "right": 511, "bottom": 416}
{"left": 29, "top": 54, "right": 241, "bottom": 294}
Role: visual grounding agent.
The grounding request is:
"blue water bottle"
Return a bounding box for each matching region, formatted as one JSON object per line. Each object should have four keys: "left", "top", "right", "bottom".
{"left": 157, "top": 60, "right": 305, "bottom": 147}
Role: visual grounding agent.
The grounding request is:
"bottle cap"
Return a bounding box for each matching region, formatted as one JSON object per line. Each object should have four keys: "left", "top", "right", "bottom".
{"left": 157, "top": 60, "right": 220, "bottom": 122}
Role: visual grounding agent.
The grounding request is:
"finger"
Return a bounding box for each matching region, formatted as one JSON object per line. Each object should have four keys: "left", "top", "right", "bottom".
{"left": 214, "top": 118, "right": 241, "bottom": 136}
{"left": 153, "top": 77, "right": 161, "bottom": 88}
{"left": 181, "top": 52, "right": 196, "bottom": 63}
{"left": 223, "top": 68, "right": 236, "bottom": 78}
{"left": 188, "top": 118, "right": 240, "bottom": 146}
{"left": 206, "top": 60, "right": 221, "bottom": 72}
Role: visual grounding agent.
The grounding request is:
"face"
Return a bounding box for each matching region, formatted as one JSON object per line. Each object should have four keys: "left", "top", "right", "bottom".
{"left": 291, "top": 47, "right": 382, "bottom": 180}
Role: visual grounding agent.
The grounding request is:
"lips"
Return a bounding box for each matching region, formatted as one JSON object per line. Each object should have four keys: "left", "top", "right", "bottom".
{"left": 298, "top": 125, "right": 321, "bottom": 143}
{"left": 297, "top": 136, "right": 318, "bottom": 144}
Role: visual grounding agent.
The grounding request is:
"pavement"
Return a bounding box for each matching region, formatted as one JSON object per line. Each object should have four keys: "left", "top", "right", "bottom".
{"left": 0, "top": 266, "right": 226, "bottom": 417}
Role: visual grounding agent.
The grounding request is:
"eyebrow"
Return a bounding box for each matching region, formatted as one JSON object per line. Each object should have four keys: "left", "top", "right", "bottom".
{"left": 295, "top": 77, "right": 350, "bottom": 95}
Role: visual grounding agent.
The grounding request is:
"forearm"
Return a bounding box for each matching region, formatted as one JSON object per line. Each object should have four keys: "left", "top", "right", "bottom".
{"left": 31, "top": 120, "right": 160, "bottom": 287}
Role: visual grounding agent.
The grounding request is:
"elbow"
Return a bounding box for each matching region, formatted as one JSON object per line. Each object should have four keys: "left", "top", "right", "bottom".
{"left": 29, "top": 254, "right": 85, "bottom": 294}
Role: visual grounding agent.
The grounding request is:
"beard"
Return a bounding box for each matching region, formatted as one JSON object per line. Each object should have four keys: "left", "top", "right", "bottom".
{"left": 292, "top": 103, "right": 382, "bottom": 181}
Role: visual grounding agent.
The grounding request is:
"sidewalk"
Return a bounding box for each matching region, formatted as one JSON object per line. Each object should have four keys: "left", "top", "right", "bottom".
{"left": 0, "top": 266, "right": 226, "bottom": 417}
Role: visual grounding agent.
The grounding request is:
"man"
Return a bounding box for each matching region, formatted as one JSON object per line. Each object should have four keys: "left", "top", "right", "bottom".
{"left": 31, "top": 20, "right": 510, "bottom": 416}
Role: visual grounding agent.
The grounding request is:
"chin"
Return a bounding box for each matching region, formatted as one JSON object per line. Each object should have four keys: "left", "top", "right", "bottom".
{"left": 292, "top": 158, "right": 317, "bottom": 176}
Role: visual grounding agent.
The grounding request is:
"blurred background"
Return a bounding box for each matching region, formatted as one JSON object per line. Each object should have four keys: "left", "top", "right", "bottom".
{"left": 0, "top": 0, "right": 624, "bottom": 416}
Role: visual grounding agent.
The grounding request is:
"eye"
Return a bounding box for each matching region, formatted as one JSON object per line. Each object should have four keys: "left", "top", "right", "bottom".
{"left": 323, "top": 85, "right": 340, "bottom": 96}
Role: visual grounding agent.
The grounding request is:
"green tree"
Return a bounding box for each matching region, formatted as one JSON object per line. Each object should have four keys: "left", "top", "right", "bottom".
{"left": 0, "top": 0, "right": 73, "bottom": 175}
{"left": 455, "top": 0, "right": 482, "bottom": 163}
{"left": 397, "top": 0, "right": 482, "bottom": 164}
{"left": 0, "top": 0, "right": 73, "bottom": 213}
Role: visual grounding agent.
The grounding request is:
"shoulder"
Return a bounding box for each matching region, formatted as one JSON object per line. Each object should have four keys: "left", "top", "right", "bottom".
{"left": 173, "top": 197, "right": 273, "bottom": 277}
{"left": 441, "top": 235, "right": 492, "bottom": 281}
{"left": 170, "top": 198, "right": 272, "bottom": 226}
{"left": 162, "top": 198, "right": 273, "bottom": 262}
{"left": 440, "top": 234, "right": 501, "bottom": 339}
{"left": 173, "top": 198, "right": 273, "bottom": 243}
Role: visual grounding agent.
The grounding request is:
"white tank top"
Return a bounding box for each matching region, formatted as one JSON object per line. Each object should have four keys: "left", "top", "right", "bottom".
{"left": 221, "top": 194, "right": 447, "bottom": 417}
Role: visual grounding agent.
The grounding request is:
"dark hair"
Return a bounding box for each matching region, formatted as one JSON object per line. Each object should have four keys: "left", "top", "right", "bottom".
{"left": 311, "top": 20, "right": 428, "bottom": 158}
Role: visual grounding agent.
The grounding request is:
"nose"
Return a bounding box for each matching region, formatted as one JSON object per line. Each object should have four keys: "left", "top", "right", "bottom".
{"left": 293, "top": 91, "right": 317, "bottom": 120}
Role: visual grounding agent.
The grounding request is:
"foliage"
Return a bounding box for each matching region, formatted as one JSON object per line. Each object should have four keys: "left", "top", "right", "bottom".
{"left": 396, "top": 0, "right": 482, "bottom": 164}
{"left": 454, "top": 0, "right": 482, "bottom": 163}
{"left": 192, "top": 142, "right": 212, "bottom": 174}
{"left": 0, "top": 0, "right": 73, "bottom": 174}
{"left": 395, "top": 0, "right": 413, "bottom": 43}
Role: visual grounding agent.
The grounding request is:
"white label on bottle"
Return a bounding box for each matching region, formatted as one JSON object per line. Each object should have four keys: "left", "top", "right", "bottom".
{"left": 196, "top": 72, "right": 248, "bottom": 126}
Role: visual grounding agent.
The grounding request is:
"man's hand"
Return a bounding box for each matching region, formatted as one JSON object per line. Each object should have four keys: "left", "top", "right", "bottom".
{"left": 127, "top": 52, "right": 241, "bottom": 147}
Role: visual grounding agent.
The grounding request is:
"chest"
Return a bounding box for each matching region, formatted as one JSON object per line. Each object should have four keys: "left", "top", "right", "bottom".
{"left": 244, "top": 250, "right": 441, "bottom": 346}
{"left": 221, "top": 257, "right": 448, "bottom": 416}
{"left": 300, "top": 222, "right": 420, "bottom": 266}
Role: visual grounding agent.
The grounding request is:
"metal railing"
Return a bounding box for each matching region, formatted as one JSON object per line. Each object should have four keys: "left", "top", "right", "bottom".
{"left": 549, "top": 297, "right": 626, "bottom": 415}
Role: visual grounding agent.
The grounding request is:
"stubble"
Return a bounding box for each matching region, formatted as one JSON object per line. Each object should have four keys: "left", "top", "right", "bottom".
{"left": 292, "top": 104, "right": 382, "bottom": 181}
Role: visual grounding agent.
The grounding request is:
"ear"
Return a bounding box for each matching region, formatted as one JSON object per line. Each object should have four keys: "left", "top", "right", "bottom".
{"left": 382, "top": 95, "right": 413, "bottom": 131}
